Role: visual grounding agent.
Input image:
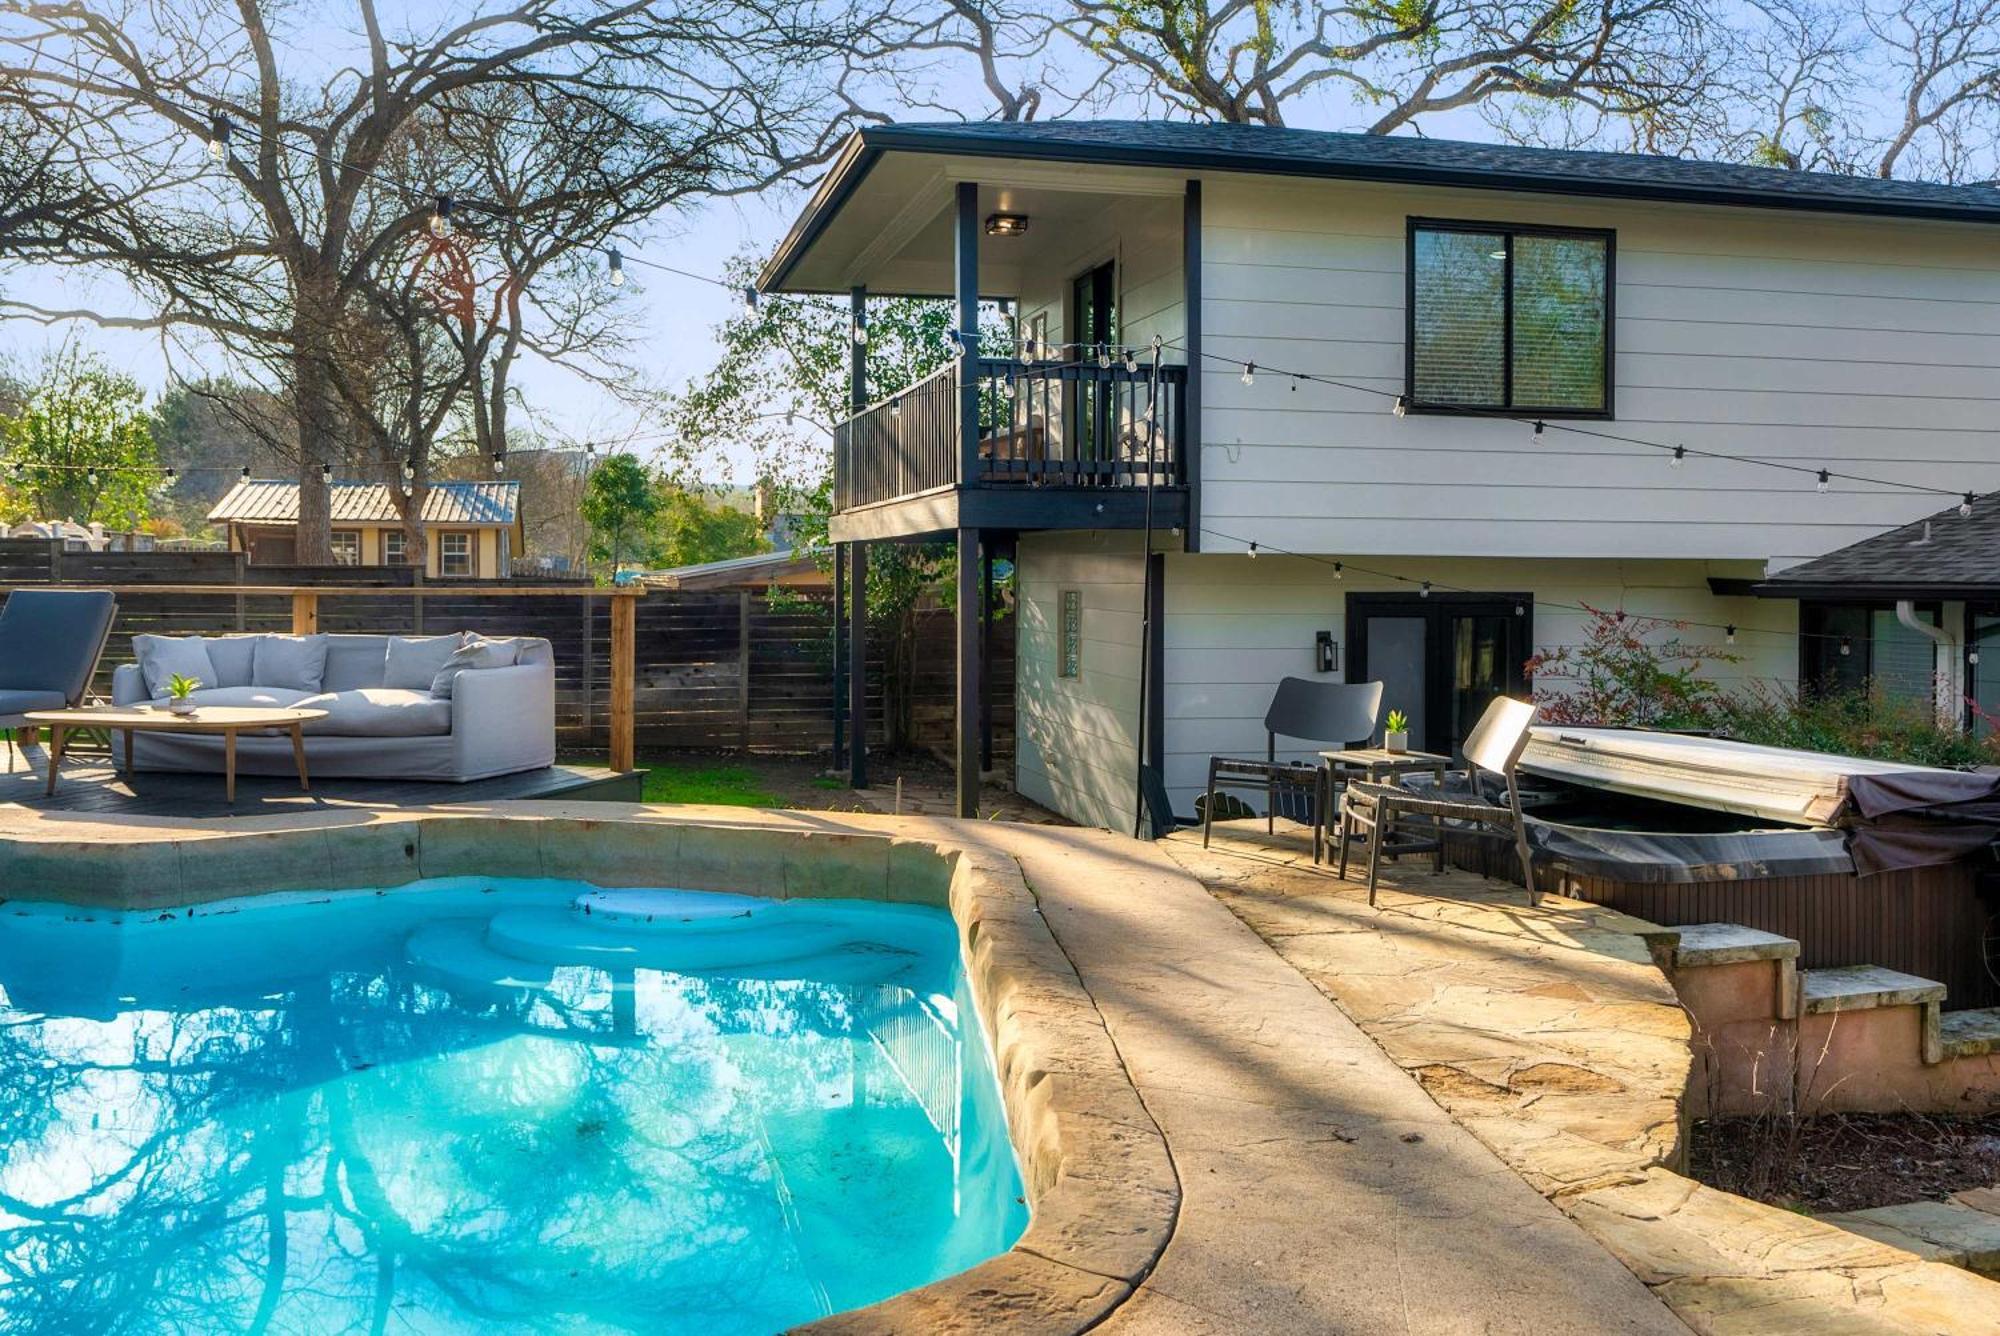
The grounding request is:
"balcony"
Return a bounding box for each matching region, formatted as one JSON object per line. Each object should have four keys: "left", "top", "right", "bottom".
{"left": 830, "top": 356, "right": 1188, "bottom": 538}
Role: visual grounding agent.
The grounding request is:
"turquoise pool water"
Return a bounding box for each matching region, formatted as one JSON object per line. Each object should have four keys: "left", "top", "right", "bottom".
{"left": 0, "top": 880, "right": 1027, "bottom": 1334}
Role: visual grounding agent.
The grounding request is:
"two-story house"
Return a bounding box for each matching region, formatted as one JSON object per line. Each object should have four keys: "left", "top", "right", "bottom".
{"left": 758, "top": 121, "right": 2000, "bottom": 831}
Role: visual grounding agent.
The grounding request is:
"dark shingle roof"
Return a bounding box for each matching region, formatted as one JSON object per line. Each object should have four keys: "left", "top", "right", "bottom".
{"left": 764, "top": 119, "right": 2000, "bottom": 290}
{"left": 1757, "top": 499, "right": 2000, "bottom": 595}
{"left": 876, "top": 121, "right": 2000, "bottom": 220}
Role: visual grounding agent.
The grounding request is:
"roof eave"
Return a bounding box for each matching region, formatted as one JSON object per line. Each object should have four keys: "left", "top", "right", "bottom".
{"left": 760, "top": 124, "right": 2000, "bottom": 294}
{"left": 1751, "top": 579, "right": 2000, "bottom": 600}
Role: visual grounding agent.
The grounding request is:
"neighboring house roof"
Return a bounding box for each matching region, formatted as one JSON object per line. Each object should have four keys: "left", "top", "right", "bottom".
{"left": 765, "top": 120, "right": 2000, "bottom": 291}
{"left": 637, "top": 548, "right": 825, "bottom": 591}
{"left": 208, "top": 480, "right": 519, "bottom": 526}
{"left": 1754, "top": 500, "right": 2000, "bottom": 598}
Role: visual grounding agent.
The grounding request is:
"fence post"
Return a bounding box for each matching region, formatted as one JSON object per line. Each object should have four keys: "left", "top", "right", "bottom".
{"left": 738, "top": 591, "right": 752, "bottom": 750}
{"left": 609, "top": 591, "right": 636, "bottom": 772}
{"left": 291, "top": 591, "right": 318, "bottom": 635}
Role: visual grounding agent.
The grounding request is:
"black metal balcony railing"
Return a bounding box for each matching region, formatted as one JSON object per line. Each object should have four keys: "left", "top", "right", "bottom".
{"left": 833, "top": 356, "right": 1188, "bottom": 513}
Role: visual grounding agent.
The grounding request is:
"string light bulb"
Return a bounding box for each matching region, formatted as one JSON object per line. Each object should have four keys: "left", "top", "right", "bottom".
{"left": 1420, "top": 580, "right": 1432, "bottom": 599}
{"left": 1123, "top": 349, "right": 1138, "bottom": 374}
{"left": 429, "top": 194, "right": 453, "bottom": 239}
{"left": 240, "top": 465, "right": 251, "bottom": 481}
{"left": 401, "top": 480, "right": 413, "bottom": 498}
{"left": 1725, "top": 625, "right": 1737, "bottom": 645}
{"left": 1532, "top": 420, "right": 1546, "bottom": 443}
{"left": 851, "top": 322, "right": 868, "bottom": 347}
{"left": 1333, "top": 561, "right": 1343, "bottom": 581}
{"left": 1817, "top": 469, "right": 1831, "bottom": 493}
{"left": 1001, "top": 375, "right": 1016, "bottom": 400}
{"left": 85, "top": 470, "right": 98, "bottom": 488}
{"left": 1962, "top": 491, "right": 1976, "bottom": 518}
{"left": 1098, "top": 345, "right": 1112, "bottom": 370}
{"left": 1240, "top": 362, "right": 1256, "bottom": 386}
{"left": 1839, "top": 635, "right": 1853, "bottom": 656}
{"left": 163, "top": 467, "right": 176, "bottom": 484}
{"left": 401, "top": 460, "right": 416, "bottom": 481}
{"left": 491, "top": 451, "right": 505, "bottom": 475}
{"left": 741, "top": 286, "right": 758, "bottom": 317}
{"left": 320, "top": 462, "right": 333, "bottom": 485}
{"left": 1670, "top": 445, "right": 1686, "bottom": 469}
{"left": 207, "top": 113, "right": 231, "bottom": 162}
{"left": 608, "top": 249, "right": 624, "bottom": 287}
{"left": 1247, "top": 541, "right": 1259, "bottom": 559}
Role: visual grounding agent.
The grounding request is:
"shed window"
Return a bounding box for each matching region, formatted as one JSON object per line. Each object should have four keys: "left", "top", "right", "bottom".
{"left": 1408, "top": 220, "right": 1612, "bottom": 415}
{"left": 440, "top": 532, "right": 472, "bottom": 577}
{"left": 329, "top": 530, "right": 361, "bottom": 566}
{"left": 383, "top": 529, "right": 407, "bottom": 565}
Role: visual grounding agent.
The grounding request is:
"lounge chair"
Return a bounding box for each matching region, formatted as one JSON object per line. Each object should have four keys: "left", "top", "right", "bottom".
{"left": 0, "top": 589, "right": 118, "bottom": 772}
{"left": 1338, "top": 696, "right": 1539, "bottom": 907}
{"left": 1202, "top": 677, "right": 1383, "bottom": 850}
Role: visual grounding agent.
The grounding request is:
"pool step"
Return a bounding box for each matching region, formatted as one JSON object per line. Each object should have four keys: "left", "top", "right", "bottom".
{"left": 486, "top": 907, "right": 933, "bottom": 986}
{"left": 1801, "top": 964, "right": 1948, "bottom": 1065}
{"left": 1667, "top": 923, "right": 1801, "bottom": 1019}
{"left": 407, "top": 920, "right": 557, "bottom": 995}
{"left": 571, "top": 887, "right": 770, "bottom": 930}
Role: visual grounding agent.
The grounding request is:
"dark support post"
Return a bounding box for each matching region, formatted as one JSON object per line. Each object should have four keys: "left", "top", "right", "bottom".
{"left": 956, "top": 527, "right": 981, "bottom": 818}
{"left": 1183, "top": 178, "right": 1203, "bottom": 552}
{"left": 954, "top": 180, "right": 980, "bottom": 485}
{"left": 980, "top": 539, "right": 994, "bottom": 772}
{"left": 849, "top": 542, "right": 869, "bottom": 788}
{"left": 831, "top": 542, "right": 846, "bottom": 771}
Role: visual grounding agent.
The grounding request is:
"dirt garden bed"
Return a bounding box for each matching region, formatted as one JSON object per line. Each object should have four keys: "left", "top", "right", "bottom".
{"left": 1690, "top": 1111, "right": 2000, "bottom": 1213}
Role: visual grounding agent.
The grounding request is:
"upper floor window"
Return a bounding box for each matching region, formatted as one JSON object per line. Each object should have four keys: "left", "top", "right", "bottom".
{"left": 1407, "top": 220, "right": 1613, "bottom": 417}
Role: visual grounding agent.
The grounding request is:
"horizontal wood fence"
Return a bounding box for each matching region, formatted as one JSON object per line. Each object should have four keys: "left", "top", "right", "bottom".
{"left": 1, "top": 572, "right": 1012, "bottom": 767}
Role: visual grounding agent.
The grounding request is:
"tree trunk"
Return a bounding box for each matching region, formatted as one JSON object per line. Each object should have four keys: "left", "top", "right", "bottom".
{"left": 290, "top": 311, "right": 337, "bottom": 565}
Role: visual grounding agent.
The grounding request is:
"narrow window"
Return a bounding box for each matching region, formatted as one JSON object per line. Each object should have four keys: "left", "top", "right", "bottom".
{"left": 1059, "top": 589, "right": 1082, "bottom": 679}
{"left": 1408, "top": 220, "right": 1612, "bottom": 415}
{"left": 441, "top": 532, "right": 472, "bottom": 577}
{"left": 383, "top": 529, "right": 407, "bottom": 565}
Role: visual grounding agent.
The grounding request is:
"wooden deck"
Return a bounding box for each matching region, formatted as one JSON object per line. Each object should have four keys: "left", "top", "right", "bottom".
{"left": 0, "top": 737, "right": 642, "bottom": 819}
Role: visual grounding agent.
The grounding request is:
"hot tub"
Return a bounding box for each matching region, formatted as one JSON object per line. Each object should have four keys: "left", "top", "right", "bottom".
{"left": 1431, "top": 730, "right": 2000, "bottom": 1009}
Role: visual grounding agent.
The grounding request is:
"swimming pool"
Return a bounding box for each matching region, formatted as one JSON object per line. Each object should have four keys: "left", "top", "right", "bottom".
{"left": 0, "top": 879, "right": 1027, "bottom": 1333}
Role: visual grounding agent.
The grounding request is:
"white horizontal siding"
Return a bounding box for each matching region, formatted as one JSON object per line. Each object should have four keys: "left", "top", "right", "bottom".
{"left": 1014, "top": 531, "right": 1147, "bottom": 831}
{"left": 1160, "top": 551, "right": 1797, "bottom": 819}
{"left": 1196, "top": 175, "right": 2000, "bottom": 561}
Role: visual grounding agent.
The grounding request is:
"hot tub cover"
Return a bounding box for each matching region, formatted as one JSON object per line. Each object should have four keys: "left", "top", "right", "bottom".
{"left": 1520, "top": 727, "right": 2000, "bottom": 874}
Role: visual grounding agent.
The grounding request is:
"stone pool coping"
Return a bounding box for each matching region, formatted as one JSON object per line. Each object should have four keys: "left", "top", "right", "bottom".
{"left": 1177, "top": 818, "right": 2000, "bottom": 1335}
{"left": 0, "top": 802, "right": 1177, "bottom": 1332}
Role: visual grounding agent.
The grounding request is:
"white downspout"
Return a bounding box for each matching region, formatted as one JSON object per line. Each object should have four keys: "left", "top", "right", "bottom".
{"left": 1896, "top": 599, "right": 1961, "bottom": 729}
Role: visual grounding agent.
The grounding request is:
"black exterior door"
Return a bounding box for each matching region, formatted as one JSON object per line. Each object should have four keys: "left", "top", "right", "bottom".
{"left": 1347, "top": 593, "right": 1532, "bottom": 758}
{"left": 1068, "top": 260, "right": 1116, "bottom": 461}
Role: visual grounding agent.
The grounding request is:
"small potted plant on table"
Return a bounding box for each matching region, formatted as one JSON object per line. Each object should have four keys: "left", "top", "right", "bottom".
{"left": 165, "top": 674, "right": 202, "bottom": 716}
{"left": 1383, "top": 709, "right": 1409, "bottom": 753}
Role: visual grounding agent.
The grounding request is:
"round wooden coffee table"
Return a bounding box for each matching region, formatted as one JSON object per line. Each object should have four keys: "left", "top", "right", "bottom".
{"left": 23, "top": 705, "right": 329, "bottom": 803}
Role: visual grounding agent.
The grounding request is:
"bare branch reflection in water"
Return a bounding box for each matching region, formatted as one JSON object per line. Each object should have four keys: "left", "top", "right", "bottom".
{"left": 0, "top": 884, "right": 1025, "bottom": 1333}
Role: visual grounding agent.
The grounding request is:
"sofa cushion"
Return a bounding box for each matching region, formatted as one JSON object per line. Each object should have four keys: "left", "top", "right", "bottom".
{"left": 321, "top": 636, "right": 391, "bottom": 691}
{"left": 132, "top": 635, "right": 221, "bottom": 698}
{"left": 204, "top": 636, "right": 260, "bottom": 688}
{"left": 182, "top": 685, "right": 313, "bottom": 709}
{"left": 383, "top": 634, "right": 466, "bottom": 691}
{"left": 295, "top": 688, "right": 452, "bottom": 738}
{"left": 0, "top": 687, "right": 69, "bottom": 718}
{"left": 429, "top": 636, "right": 519, "bottom": 700}
{"left": 252, "top": 635, "right": 328, "bottom": 693}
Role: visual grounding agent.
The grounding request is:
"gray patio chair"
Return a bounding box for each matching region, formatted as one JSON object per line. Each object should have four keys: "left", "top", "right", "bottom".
{"left": 0, "top": 589, "right": 118, "bottom": 772}
{"left": 1202, "top": 677, "right": 1383, "bottom": 850}
{"left": 1338, "top": 696, "right": 1539, "bottom": 907}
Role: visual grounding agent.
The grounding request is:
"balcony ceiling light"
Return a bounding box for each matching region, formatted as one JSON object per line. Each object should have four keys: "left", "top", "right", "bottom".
{"left": 984, "top": 213, "right": 1029, "bottom": 237}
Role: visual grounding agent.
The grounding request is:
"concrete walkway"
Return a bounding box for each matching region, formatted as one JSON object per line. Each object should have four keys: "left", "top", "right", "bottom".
{"left": 961, "top": 819, "right": 1686, "bottom": 1334}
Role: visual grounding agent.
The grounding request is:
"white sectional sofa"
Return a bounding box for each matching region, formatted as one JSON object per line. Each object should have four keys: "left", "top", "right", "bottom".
{"left": 112, "top": 632, "right": 556, "bottom": 782}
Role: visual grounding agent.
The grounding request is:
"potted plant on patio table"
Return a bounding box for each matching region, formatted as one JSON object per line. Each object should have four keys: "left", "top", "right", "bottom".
{"left": 1383, "top": 710, "right": 1409, "bottom": 753}
{"left": 164, "top": 673, "right": 202, "bottom": 716}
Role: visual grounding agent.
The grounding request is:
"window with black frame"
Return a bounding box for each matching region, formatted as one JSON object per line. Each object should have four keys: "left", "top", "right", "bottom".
{"left": 1407, "top": 221, "right": 1612, "bottom": 416}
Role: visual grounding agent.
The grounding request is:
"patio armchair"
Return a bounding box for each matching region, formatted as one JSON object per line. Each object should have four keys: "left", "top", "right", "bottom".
{"left": 0, "top": 589, "right": 118, "bottom": 772}
{"left": 1337, "top": 696, "right": 1539, "bottom": 907}
{"left": 1202, "top": 677, "right": 1383, "bottom": 850}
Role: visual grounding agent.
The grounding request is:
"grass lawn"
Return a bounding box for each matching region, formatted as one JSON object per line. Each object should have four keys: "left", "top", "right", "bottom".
{"left": 639, "top": 760, "right": 788, "bottom": 807}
